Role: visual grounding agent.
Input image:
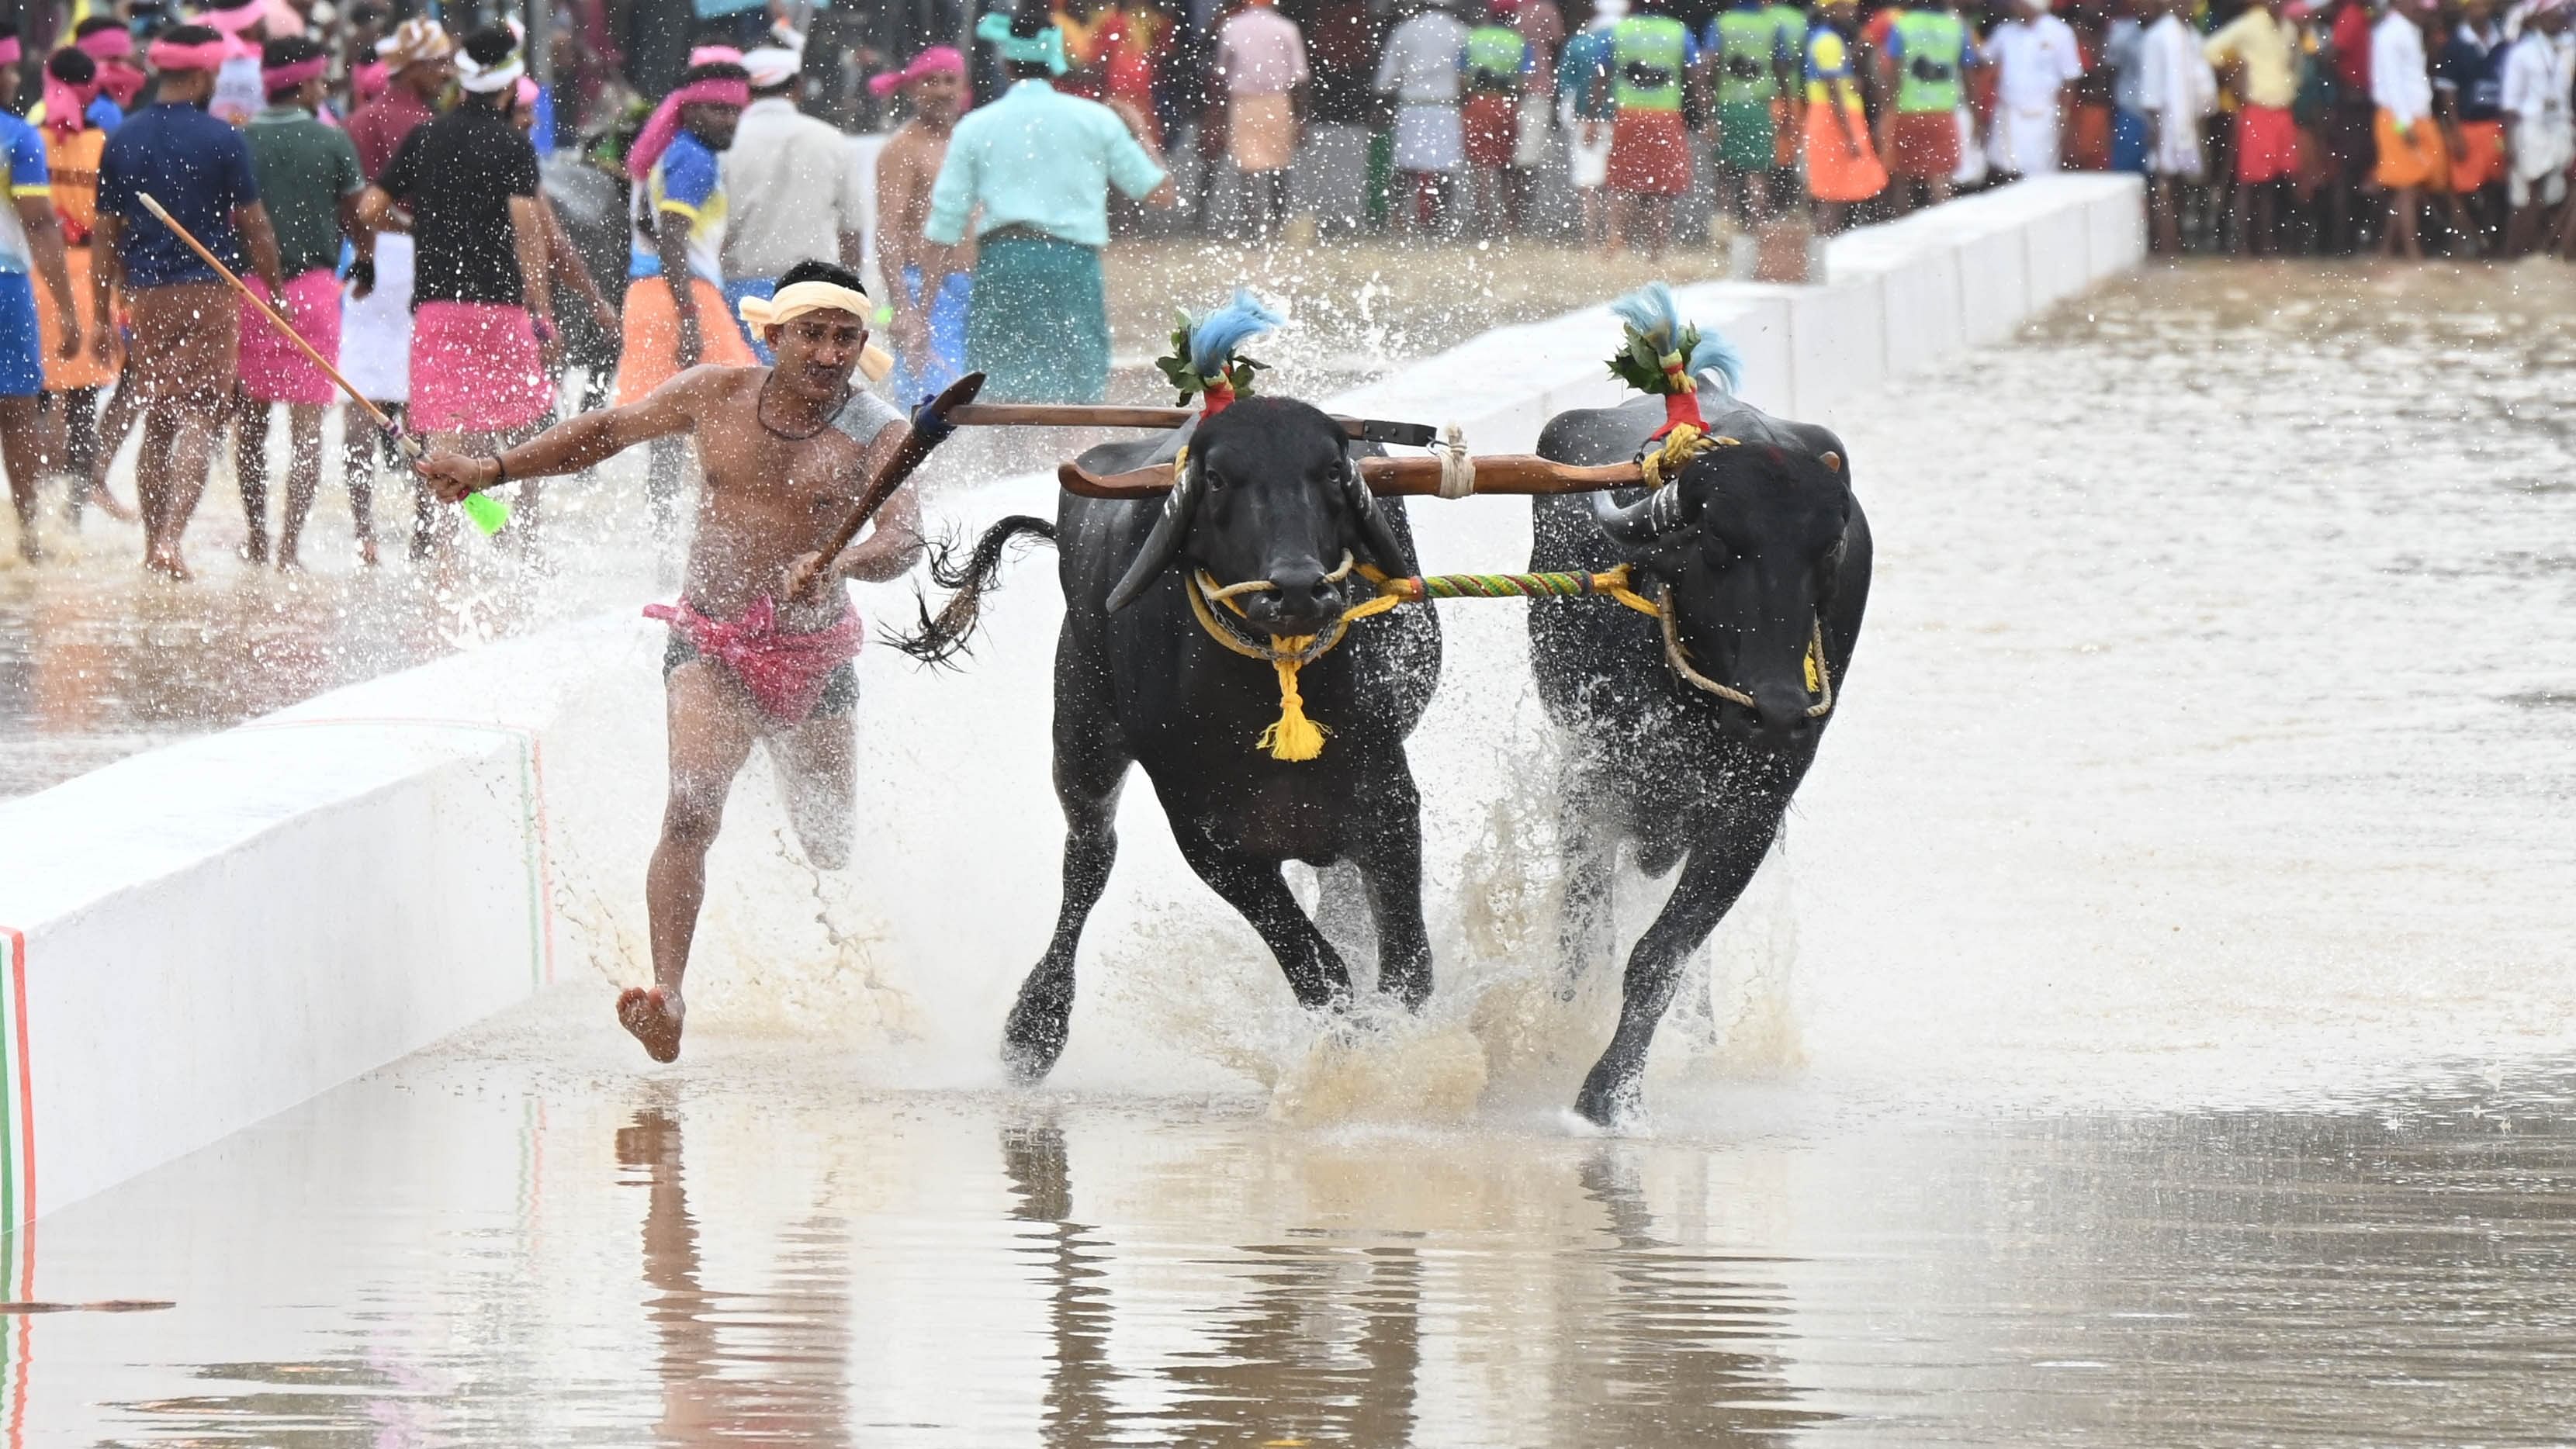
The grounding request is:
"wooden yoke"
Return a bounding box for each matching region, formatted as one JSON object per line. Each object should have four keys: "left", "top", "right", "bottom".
{"left": 950, "top": 404, "right": 1441, "bottom": 449}
{"left": 1057, "top": 454, "right": 1646, "bottom": 500}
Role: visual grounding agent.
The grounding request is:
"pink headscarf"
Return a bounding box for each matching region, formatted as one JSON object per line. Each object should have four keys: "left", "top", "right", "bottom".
{"left": 43, "top": 63, "right": 101, "bottom": 140}
{"left": 76, "top": 28, "right": 147, "bottom": 108}
{"left": 625, "top": 69, "right": 750, "bottom": 180}
{"left": 687, "top": 44, "right": 744, "bottom": 67}
{"left": 867, "top": 44, "right": 964, "bottom": 99}
{"left": 148, "top": 36, "right": 233, "bottom": 72}
{"left": 351, "top": 60, "right": 387, "bottom": 101}
{"left": 261, "top": 53, "right": 326, "bottom": 91}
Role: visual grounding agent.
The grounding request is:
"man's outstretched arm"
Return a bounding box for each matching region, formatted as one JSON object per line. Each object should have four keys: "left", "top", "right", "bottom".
{"left": 417, "top": 368, "right": 715, "bottom": 500}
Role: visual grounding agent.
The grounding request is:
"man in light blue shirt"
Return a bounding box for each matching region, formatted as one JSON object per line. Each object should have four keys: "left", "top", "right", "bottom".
{"left": 923, "top": 0, "right": 1173, "bottom": 403}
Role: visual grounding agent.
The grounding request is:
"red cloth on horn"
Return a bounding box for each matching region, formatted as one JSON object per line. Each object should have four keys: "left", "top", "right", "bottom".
{"left": 642, "top": 595, "right": 865, "bottom": 720}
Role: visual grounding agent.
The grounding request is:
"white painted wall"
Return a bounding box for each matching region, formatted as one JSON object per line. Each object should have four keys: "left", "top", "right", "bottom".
{"left": 0, "top": 174, "right": 2142, "bottom": 1233}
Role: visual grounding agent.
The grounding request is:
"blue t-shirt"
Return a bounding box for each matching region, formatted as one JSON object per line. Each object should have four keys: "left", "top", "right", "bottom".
{"left": 628, "top": 130, "right": 727, "bottom": 284}
{"left": 96, "top": 102, "right": 259, "bottom": 288}
{"left": 0, "top": 114, "right": 48, "bottom": 275}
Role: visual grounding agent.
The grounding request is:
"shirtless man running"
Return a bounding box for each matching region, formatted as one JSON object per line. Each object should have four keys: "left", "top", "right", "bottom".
{"left": 869, "top": 47, "right": 971, "bottom": 396}
{"left": 415, "top": 259, "right": 926, "bottom": 1063}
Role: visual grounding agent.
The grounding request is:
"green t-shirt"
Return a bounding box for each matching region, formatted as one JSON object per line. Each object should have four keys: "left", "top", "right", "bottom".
{"left": 244, "top": 106, "right": 363, "bottom": 278}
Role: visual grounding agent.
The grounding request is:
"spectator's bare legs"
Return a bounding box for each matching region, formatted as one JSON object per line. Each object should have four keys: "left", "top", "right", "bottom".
{"left": 2382, "top": 182, "right": 2421, "bottom": 258}
{"left": 232, "top": 394, "right": 272, "bottom": 564}
{"left": 1640, "top": 195, "right": 1674, "bottom": 256}
{"left": 272, "top": 402, "right": 330, "bottom": 569}
{"left": 1, "top": 396, "right": 42, "bottom": 561}
{"left": 1606, "top": 191, "right": 1633, "bottom": 254}
{"left": 83, "top": 381, "right": 144, "bottom": 523}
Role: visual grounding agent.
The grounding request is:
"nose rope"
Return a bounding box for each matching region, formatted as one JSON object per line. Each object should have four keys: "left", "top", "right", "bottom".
{"left": 1197, "top": 551, "right": 1357, "bottom": 604}
{"left": 1185, "top": 557, "right": 1402, "bottom": 763}
{"left": 1655, "top": 584, "right": 1835, "bottom": 718}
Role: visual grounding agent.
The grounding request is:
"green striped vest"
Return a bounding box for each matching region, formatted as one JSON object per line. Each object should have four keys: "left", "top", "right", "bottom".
{"left": 1892, "top": 9, "right": 1967, "bottom": 114}
{"left": 1611, "top": 15, "right": 1688, "bottom": 112}
{"left": 1714, "top": 8, "right": 1781, "bottom": 105}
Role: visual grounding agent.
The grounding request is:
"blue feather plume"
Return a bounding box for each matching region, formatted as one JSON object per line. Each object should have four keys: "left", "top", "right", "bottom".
{"left": 1608, "top": 282, "right": 1745, "bottom": 395}
{"left": 1688, "top": 331, "right": 1744, "bottom": 395}
{"left": 1187, "top": 289, "right": 1285, "bottom": 379}
{"left": 1608, "top": 282, "right": 1685, "bottom": 354}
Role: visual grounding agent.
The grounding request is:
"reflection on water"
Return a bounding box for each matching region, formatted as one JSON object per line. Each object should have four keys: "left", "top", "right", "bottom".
{"left": 12, "top": 1005, "right": 2576, "bottom": 1447}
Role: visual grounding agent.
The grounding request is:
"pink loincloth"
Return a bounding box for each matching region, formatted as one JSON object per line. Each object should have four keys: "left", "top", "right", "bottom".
{"left": 408, "top": 299, "right": 554, "bottom": 434}
{"left": 238, "top": 267, "right": 345, "bottom": 406}
{"left": 644, "top": 595, "right": 864, "bottom": 721}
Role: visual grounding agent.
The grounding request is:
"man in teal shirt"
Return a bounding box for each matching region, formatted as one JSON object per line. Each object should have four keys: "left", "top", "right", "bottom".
{"left": 923, "top": 0, "right": 1174, "bottom": 403}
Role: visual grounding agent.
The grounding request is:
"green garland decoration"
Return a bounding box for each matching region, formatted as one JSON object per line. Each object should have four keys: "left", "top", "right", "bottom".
{"left": 1155, "top": 309, "right": 1269, "bottom": 406}
{"left": 1603, "top": 319, "right": 1703, "bottom": 396}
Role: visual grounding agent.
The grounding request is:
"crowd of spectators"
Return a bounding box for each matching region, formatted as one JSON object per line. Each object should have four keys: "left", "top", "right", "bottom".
{"left": 829, "top": 0, "right": 2576, "bottom": 258}
{"left": 5, "top": 0, "right": 2566, "bottom": 572}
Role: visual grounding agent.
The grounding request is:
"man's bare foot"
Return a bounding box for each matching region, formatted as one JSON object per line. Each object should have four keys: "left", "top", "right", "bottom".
{"left": 239, "top": 535, "right": 268, "bottom": 565}
{"left": 356, "top": 535, "right": 379, "bottom": 567}
{"left": 276, "top": 550, "right": 303, "bottom": 572}
{"left": 143, "top": 547, "right": 191, "bottom": 582}
{"left": 13, "top": 534, "right": 36, "bottom": 563}
{"left": 617, "top": 986, "right": 685, "bottom": 1063}
{"left": 90, "top": 487, "right": 136, "bottom": 524}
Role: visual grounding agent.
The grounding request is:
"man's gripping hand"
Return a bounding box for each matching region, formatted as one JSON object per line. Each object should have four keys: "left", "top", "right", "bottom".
{"left": 415, "top": 448, "right": 500, "bottom": 503}
{"left": 779, "top": 550, "right": 833, "bottom": 603}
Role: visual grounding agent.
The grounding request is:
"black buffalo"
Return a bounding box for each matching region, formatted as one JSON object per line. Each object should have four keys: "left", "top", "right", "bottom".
{"left": 909, "top": 396, "right": 1443, "bottom": 1080}
{"left": 1529, "top": 382, "right": 1871, "bottom": 1125}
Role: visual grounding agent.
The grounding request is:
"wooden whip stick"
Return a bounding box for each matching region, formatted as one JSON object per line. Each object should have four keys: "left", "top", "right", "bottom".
{"left": 790, "top": 371, "right": 985, "bottom": 595}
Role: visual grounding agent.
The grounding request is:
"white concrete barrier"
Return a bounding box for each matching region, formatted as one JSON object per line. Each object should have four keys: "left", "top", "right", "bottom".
{"left": 0, "top": 174, "right": 2141, "bottom": 1233}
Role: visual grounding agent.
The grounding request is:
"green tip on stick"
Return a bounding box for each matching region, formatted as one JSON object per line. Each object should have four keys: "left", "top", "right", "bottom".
{"left": 459, "top": 493, "right": 511, "bottom": 535}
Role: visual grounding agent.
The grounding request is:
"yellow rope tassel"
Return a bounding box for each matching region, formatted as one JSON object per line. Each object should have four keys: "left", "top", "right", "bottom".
{"left": 1639, "top": 422, "right": 1723, "bottom": 492}
{"left": 1257, "top": 645, "right": 1329, "bottom": 761}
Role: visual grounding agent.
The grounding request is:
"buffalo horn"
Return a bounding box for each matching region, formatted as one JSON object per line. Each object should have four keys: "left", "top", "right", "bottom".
{"left": 1342, "top": 460, "right": 1410, "bottom": 575}
{"left": 1105, "top": 449, "right": 1202, "bottom": 610}
{"left": 1589, "top": 482, "right": 1691, "bottom": 545}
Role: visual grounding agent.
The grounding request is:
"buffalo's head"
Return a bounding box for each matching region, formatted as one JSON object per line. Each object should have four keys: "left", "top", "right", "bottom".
{"left": 1591, "top": 434, "right": 1852, "bottom": 742}
{"left": 1107, "top": 396, "right": 1409, "bottom": 637}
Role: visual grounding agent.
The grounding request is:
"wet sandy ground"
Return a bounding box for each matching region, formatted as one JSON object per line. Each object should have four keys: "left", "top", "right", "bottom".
{"left": 5, "top": 258, "right": 2574, "bottom": 1443}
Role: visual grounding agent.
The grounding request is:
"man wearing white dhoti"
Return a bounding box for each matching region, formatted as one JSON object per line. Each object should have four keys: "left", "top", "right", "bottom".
{"left": 2137, "top": 0, "right": 2216, "bottom": 251}
{"left": 1985, "top": 0, "right": 2084, "bottom": 178}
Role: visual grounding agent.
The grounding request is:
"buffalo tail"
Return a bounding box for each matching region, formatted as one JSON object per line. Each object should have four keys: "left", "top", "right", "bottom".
{"left": 888, "top": 515, "right": 1059, "bottom": 666}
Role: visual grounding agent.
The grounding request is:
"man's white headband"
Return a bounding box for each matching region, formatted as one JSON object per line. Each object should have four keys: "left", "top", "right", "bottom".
{"left": 739, "top": 282, "right": 895, "bottom": 380}
{"left": 455, "top": 51, "right": 524, "bottom": 92}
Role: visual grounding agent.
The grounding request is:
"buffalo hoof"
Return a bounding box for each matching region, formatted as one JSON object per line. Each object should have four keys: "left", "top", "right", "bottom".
{"left": 1001, "top": 1005, "right": 1069, "bottom": 1086}
{"left": 1379, "top": 966, "right": 1432, "bottom": 1014}
{"left": 1573, "top": 1068, "right": 1642, "bottom": 1131}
